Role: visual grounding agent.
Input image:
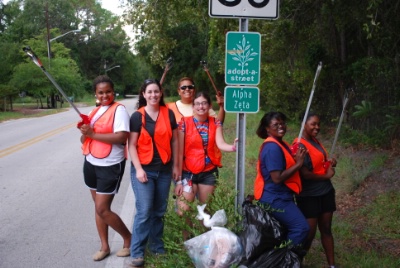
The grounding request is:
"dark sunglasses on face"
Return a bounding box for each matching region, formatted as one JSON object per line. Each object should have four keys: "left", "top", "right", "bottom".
{"left": 180, "top": 85, "right": 195, "bottom": 90}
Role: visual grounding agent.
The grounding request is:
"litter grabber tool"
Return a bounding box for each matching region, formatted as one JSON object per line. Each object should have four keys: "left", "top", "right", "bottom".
{"left": 159, "top": 57, "right": 173, "bottom": 85}
{"left": 291, "top": 62, "right": 323, "bottom": 155}
{"left": 200, "top": 60, "right": 222, "bottom": 97}
{"left": 324, "top": 88, "right": 355, "bottom": 169}
{"left": 22, "top": 46, "right": 90, "bottom": 128}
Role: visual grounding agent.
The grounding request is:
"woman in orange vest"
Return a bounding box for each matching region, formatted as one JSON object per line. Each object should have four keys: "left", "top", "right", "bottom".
{"left": 128, "top": 79, "right": 179, "bottom": 268}
{"left": 174, "top": 92, "right": 237, "bottom": 216}
{"left": 167, "top": 77, "right": 225, "bottom": 123}
{"left": 79, "top": 75, "right": 131, "bottom": 261}
{"left": 293, "top": 112, "right": 337, "bottom": 268}
{"left": 254, "top": 111, "right": 309, "bottom": 247}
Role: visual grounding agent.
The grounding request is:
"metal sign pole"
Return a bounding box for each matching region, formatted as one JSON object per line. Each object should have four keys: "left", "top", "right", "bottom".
{"left": 235, "top": 18, "right": 249, "bottom": 213}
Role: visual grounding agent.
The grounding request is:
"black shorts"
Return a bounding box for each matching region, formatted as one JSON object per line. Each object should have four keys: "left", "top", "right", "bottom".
{"left": 296, "top": 189, "right": 336, "bottom": 218}
{"left": 183, "top": 168, "right": 219, "bottom": 186}
{"left": 83, "top": 158, "right": 126, "bottom": 194}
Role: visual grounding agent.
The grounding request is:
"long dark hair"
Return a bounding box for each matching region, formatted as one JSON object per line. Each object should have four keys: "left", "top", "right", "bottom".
{"left": 256, "top": 111, "right": 287, "bottom": 139}
{"left": 136, "top": 79, "right": 166, "bottom": 109}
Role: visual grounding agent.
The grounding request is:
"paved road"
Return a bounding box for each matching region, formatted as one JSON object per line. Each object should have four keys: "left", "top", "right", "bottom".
{"left": 0, "top": 98, "right": 137, "bottom": 268}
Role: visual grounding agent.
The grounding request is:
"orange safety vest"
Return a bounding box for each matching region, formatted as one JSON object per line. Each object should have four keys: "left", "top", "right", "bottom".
{"left": 167, "top": 102, "right": 184, "bottom": 123}
{"left": 293, "top": 137, "right": 328, "bottom": 175}
{"left": 183, "top": 116, "right": 222, "bottom": 174}
{"left": 137, "top": 106, "right": 172, "bottom": 165}
{"left": 82, "top": 102, "right": 123, "bottom": 158}
{"left": 254, "top": 137, "right": 302, "bottom": 200}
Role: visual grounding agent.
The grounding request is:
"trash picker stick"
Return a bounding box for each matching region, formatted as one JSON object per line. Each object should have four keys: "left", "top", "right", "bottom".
{"left": 201, "top": 60, "right": 220, "bottom": 95}
{"left": 22, "top": 46, "right": 89, "bottom": 124}
{"left": 297, "top": 62, "right": 323, "bottom": 141}
{"left": 330, "top": 93, "right": 351, "bottom": 155}
{"left": 159, "top": 57, "right": 173, "bottom": 86}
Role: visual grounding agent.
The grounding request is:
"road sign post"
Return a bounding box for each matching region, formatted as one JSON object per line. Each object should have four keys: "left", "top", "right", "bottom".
{"left": 209, "top": 1, "right": 280, "bottom": 214}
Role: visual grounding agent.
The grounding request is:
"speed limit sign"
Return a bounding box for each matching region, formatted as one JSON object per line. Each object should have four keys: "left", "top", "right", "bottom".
{"left": 209, "top": 0, "right": 279, "bottom": 19}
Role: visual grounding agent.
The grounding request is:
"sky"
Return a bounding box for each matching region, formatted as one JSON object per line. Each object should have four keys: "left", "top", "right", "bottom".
{"left": 101, "top": 0, "right": 124, "bottom": 15}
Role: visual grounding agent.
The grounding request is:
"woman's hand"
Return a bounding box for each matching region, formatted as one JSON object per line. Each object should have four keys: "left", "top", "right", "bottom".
{"left": 294, "top": 146, "right": 308, "bottom": 166}
{"left": 329, "top": 157, "right": 337, "bottom": 167}
{"left": 135, "top": 168, "right": 148, "bottom": 183}
{"left": 174, "top": 184, "right": 183, "bottom": 196}
{"left": 325, "top": 165, "right": 335, "bottom": 178}
{"left": 80, "top": 124, "right": 94, "bottom": 137}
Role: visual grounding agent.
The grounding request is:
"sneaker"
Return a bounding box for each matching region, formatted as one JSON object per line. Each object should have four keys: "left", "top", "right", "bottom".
{"left": 129, "top": 257, "right": 144, "bottom": 267}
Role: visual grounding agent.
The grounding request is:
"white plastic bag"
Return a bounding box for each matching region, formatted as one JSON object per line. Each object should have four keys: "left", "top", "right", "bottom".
{"left": 184, "top": 226, "right": 243, "bottom": 268}
{"left": 196, "top": 204, "right": 227, "bottom": 228}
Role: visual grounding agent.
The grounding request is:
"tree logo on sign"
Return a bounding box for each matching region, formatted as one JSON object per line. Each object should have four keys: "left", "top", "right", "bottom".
{"left": 218, "top": 0, "right": 270, "bottom": 8}
{"left": 228, "top": 35, "right": 258, "bottom": 76}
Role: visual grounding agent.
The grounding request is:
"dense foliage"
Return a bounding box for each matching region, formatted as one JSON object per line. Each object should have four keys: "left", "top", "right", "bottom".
{"left": 123, "top": 0, "right": 400, "bottom": 146}
{"left": 1, "top": 0, "right": 399, "bottom": 145}
{"left": 0, "top": 0, "right": 145, "bottom": 110}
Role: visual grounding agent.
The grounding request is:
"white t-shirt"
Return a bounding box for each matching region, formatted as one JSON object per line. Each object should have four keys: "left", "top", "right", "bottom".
{"left": 174, "top": 100, "right": 217, "bottom": 117}
{"left": 86, "top": 105, "right": 130, "bottom": 166}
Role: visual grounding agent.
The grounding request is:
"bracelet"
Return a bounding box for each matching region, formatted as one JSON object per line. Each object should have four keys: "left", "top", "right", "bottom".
{"left": 176, "top": 180, "right": 182, "bottom": 185}
{"left": 232, "top": 145, "right": 236, "bottom": 152}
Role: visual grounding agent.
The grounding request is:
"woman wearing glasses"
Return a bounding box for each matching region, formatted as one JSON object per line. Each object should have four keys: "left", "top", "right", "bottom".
{"left": 128, "top": 79, "right": 179, "bottom": 267}
{"left": 254, "top": 112, "right": 309, "bottom": 251}
{"left": 167, "top": 77, "right": 225, "bottom": 123}
{"left": 174, "top": 92, "right": 236, "bottom": 219}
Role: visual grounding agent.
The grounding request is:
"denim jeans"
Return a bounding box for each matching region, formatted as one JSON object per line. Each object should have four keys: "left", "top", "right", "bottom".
{"left": 130, "top": 167, "right": 172, "bottom": 258}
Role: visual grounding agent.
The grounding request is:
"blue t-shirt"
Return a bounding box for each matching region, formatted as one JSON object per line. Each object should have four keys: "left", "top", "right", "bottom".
{"left": 259, "top": 142, "right": 295, "bottom": 203}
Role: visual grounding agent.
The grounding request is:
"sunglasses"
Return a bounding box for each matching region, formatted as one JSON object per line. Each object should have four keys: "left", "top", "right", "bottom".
{"left": 180, "top": 85, "right": 195, "bottom": 90}
{"left": 144, "top": 79, "right": 160, "bottom": 85}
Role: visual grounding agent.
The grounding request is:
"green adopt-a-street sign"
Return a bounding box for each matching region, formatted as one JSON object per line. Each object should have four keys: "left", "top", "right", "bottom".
{"left": 225, "top": 32, "right": 261, "bottom": 85}
{"left": 224, "top": 86, "right": 259, "bottom": 113}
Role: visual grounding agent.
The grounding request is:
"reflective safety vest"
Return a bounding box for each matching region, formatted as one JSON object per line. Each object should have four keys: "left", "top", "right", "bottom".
{"left": 183, "top": 116, "right": 222, "bottom": 174}
{"left": 137, "top": 106, "right": 172, "bottom": 165}
{"left": 167, "top": 102, "right": 184, "bottom": 123}
{"left": 82, "top": 102, "right": 122, "bottom": 158}
{"left": 293, "top": 137, "right": 327, "bottom": 175}
{"left": 254, "top": 137, "right": 302, "bottom": 200}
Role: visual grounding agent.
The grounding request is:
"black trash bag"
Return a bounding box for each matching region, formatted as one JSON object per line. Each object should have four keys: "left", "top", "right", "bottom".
{"left": 238, "top": 197, "right": 287, "bottom": 266}
{"left": 247, "top": 247, "right": 301, "bottom": 268}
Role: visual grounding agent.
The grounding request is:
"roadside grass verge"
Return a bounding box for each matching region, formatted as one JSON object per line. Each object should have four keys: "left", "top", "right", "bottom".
{"left": 147, "top": 110, "right": 399, "bottom": 268}
{"left": 4, "top": 99, "right": 398, "bottom": 267}
{"left": 0, "top": 105, "right": 65, "bottom": 122}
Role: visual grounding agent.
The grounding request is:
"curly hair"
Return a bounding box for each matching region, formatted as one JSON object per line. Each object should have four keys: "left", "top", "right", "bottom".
{"left": 92, "top": 75, "right": 114, "bottom": 92}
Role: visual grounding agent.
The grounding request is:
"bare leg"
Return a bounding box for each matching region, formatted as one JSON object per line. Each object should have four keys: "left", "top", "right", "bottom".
{"left": 304, "top": 218, "right": 318, "bottom": 250}
{"left": 318, "top": 212, "right": 335, "bottom": 266}
{"left": 93, "top": 191, "right": 131, "bottom": 249}
{"left": 90, "top": 190, "right": 110, "bottom": 252}
{"left": 197, "top": 184, "right": 215, "bottom": 204}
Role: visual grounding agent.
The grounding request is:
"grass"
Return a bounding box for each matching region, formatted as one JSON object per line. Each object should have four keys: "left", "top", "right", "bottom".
{"left": 146, "top": 110, "right": 399, "bottom": 268}
{"left": 0, "top": 103, "right": 66, "bottom": 122}
{"left": 4, "top": 99, "right": 398, "bottom": 267}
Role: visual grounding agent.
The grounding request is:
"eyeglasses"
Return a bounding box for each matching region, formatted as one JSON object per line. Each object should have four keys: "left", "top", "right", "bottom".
{"left": 180, "top": 85, "right": 195, "bottom": 90}
{"left": 194, "top": 101, "right": 209, "bottom": 107}
{"left": 270, "top": 122, "right": 287, "bottom": 129}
